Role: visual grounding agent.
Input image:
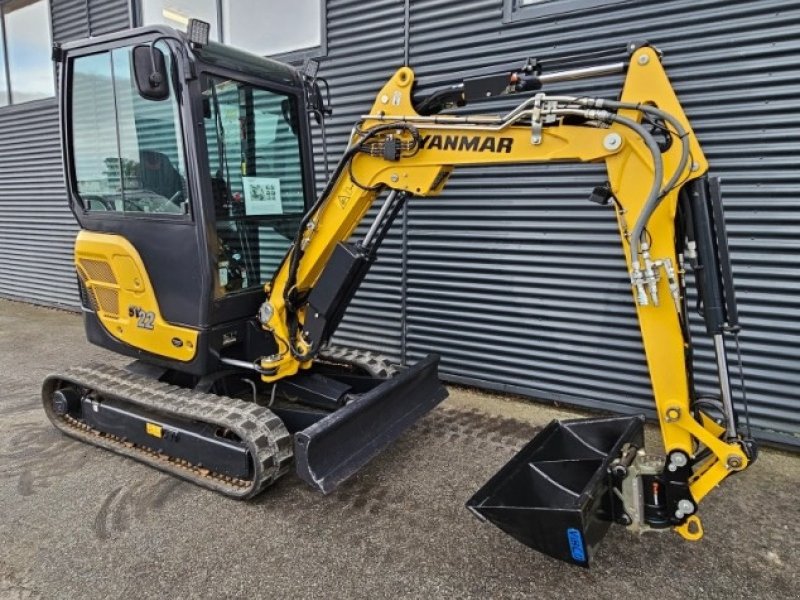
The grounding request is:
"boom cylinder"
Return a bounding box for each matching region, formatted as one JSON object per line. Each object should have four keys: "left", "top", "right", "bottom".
{"left": 537, "top": 62, "right": 626, "bottom": 84}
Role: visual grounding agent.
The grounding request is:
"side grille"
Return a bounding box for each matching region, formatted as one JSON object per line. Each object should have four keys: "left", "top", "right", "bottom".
{"left": 92, "top": 286, "right": 120, "bottom": 317}
{"left": 78, "top": 258, "right": 117, "bottom": 285}
{"left": 76, "top": 258, "right": 119, "bottom": 317}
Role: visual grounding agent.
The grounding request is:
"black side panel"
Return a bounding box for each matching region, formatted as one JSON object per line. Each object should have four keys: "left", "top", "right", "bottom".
{"left": 304, "top": 243, "right": 373, "bottom": 348}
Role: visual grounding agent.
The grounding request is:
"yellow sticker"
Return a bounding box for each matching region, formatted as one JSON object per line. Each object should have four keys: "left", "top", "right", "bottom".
{"left": 145, "top": 422, "right": 163, "bottom": 438}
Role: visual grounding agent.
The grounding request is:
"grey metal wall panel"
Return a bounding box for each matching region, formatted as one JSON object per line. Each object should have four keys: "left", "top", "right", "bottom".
{"left": 51, "top": 0, "right": 130, "bottom": 40}
{"left": 51, "top": 0, "right": 90, "bottom": 42}
{"left": 0, "top": 100, "right": 77, "bottom": 307}
{"left": 0, "top": 0, "right": 131, "bottom": 308}
{"left": 324, "top": 0, "right": 407, "bottom": 361}
{"left": 316, "top": 0, "right": 800, "bottom": 445}
{"left": 87, "top": 0, "right": 131, "bottom": 36}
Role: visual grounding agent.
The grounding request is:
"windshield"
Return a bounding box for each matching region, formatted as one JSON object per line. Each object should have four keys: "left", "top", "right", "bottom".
{"left": 202, "top": 75, "right": 306, "bottom": 297}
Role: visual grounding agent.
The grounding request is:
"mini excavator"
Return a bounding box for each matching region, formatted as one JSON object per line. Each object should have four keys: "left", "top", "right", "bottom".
{"left": 45, "top": 21, "right": 755, "bottom": 566}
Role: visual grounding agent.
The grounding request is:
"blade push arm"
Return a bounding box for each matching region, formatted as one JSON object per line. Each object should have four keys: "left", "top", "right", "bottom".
{"left": 257, "top": 44, "right": 751, "bottom": 539}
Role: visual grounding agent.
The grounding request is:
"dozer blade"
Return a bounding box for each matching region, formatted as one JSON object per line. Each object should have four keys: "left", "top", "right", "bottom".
{"left": 294, "top": 354, "right": 448, "bottom": 494}
{"left": 467, "top": 415, "right": 644, "bottom": 567}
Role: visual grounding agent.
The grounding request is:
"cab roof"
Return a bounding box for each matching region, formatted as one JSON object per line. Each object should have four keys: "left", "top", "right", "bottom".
{"left": 57, "top": 25, "right": 302, "bottom": 89}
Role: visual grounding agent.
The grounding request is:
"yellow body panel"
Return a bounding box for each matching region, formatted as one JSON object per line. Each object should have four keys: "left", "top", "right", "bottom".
{"left": 75, "top": 231, "right": 198, "bottom": 362}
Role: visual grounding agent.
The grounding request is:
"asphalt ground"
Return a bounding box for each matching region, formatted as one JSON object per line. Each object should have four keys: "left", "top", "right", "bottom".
{"left": 1, "top": 298, "right": 798, "bottom": 599}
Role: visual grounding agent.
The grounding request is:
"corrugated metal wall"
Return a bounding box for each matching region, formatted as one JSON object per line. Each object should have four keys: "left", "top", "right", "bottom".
{"left": 321, "top": 0, "right": 408, "bottom": 359}
{"left": 0, "top": 0, "right": 130, "bottom": 307}
{"left": 0, "top": 98, "right": 73, "bottom": 307}
{"left": 326, "top": 0, "right": 800, "bottom": 446}
{"left": 1, "top": 0, "right": 797, "bottom": 445}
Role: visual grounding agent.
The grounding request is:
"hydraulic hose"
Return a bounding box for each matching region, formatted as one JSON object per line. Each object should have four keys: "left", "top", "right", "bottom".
{"left": 607, "top": 101, "right": 689, "bottom": 195}
{"left": 551, "top": 107, "right": 663, "bottom": 266}
{"left": 609, "top": 112, "right": 666, "bottom": 266}
{"left": 602, "top": 101, "right": 690, "bottom": 262}
{"left": 554, "top": 97, "right": 690, "bottom": 265}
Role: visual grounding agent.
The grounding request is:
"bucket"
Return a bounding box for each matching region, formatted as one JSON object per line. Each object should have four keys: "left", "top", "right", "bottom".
{"left": 467, "top": 415, "right": 645, "bottom": 567}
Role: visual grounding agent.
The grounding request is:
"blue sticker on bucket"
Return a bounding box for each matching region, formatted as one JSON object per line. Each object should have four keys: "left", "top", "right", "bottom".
{"left": 566, "top": 528, "right": 586, "bottom": 563}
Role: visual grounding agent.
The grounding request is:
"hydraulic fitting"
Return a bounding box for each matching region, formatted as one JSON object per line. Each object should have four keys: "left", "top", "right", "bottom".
{"left": 630, "top": 261, "right": 649, "bottom": 306}
{"left": 641, "top": 242, "right": 660, "bottom": 306}
{"left": 663, "top": 258, "right": 681, "bottom": 312}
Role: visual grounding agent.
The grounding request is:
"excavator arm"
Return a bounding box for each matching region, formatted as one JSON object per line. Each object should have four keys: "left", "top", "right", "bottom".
{"left": 258, "top": 43, "right": 754, "bottom": 563}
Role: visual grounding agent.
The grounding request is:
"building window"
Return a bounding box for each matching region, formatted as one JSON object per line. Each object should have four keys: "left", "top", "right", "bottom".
{"left": 503, "top": 0, "right": 627, "bottom": 23}
{"left": 137, "top": 0, "right": 324, "bottom": 58}
{"left": 0, "top": 0, "right": 54, "bottom": 107}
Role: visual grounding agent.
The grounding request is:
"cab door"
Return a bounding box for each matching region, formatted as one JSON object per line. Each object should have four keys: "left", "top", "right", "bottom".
{"left": 62, "top": 35, "right": 209, "bottom": 332}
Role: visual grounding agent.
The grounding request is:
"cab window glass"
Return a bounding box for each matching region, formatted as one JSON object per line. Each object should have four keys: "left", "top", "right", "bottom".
{"left": 71, "top": 52, "right": 119, "bottom": 209}
{"left": 203, "top": 75, "right": 305, "bottom": 296}
{"left": 71, "top": 44, "right": 189, "bottom": 215}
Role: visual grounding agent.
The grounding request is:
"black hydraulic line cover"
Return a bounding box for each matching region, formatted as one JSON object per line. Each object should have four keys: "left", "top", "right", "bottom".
{"left": 276, "top": 372, "right": 351, "bottom": 410}
{"left": 294, "top": 354, "right": 448, "bottom": 494}
{"left": 463, "top": 73, "right": 513, "bottom": 101}
{"left": 467, "top": 415, "right": 645, "bottom": 567}
{"left": 304, "top": 243, "right": 373, "bottom": 349}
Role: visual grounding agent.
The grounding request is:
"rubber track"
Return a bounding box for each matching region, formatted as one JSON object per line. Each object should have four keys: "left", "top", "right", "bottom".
{"left": 42, "top": 363, "right": 292, "bottom": 499}
{"left": 317, "top": 344, "right": 398, "bottom": 379}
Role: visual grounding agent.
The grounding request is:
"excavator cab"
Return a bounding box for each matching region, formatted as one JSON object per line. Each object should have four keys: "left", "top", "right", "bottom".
{"left": 57, "top": 26, "right": 313, "bottom": 370}
{"left": 49, "top": 25, "right": 447, "bottom": 497}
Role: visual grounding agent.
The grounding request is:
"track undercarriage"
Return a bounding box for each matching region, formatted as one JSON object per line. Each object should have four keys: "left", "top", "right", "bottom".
{"left": 42, "top": 346, "right": 447, "bottom": 498}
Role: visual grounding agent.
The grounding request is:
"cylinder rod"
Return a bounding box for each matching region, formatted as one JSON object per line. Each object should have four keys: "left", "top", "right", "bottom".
{"left": 713, "top": 333, "right": 738, "bottom": 439}
{"left": 363, "top": 190, "right": 399, "bottom": 247}
{"left": 538, "top": 62, "right": 627, "bottom": 85}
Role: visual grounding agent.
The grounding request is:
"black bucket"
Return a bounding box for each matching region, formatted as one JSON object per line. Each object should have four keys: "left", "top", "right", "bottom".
{"left": 467, "top": 415, "right": 645, "bottom": 567}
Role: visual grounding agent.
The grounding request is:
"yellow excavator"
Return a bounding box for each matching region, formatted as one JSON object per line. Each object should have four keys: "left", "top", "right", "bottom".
{"left": 44, "top": 20, "right": 755, "bottom": 566}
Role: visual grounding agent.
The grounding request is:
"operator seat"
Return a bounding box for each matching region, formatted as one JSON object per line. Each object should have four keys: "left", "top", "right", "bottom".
{"left": 139, "top": 149, "right": 184, "bottom": 201}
